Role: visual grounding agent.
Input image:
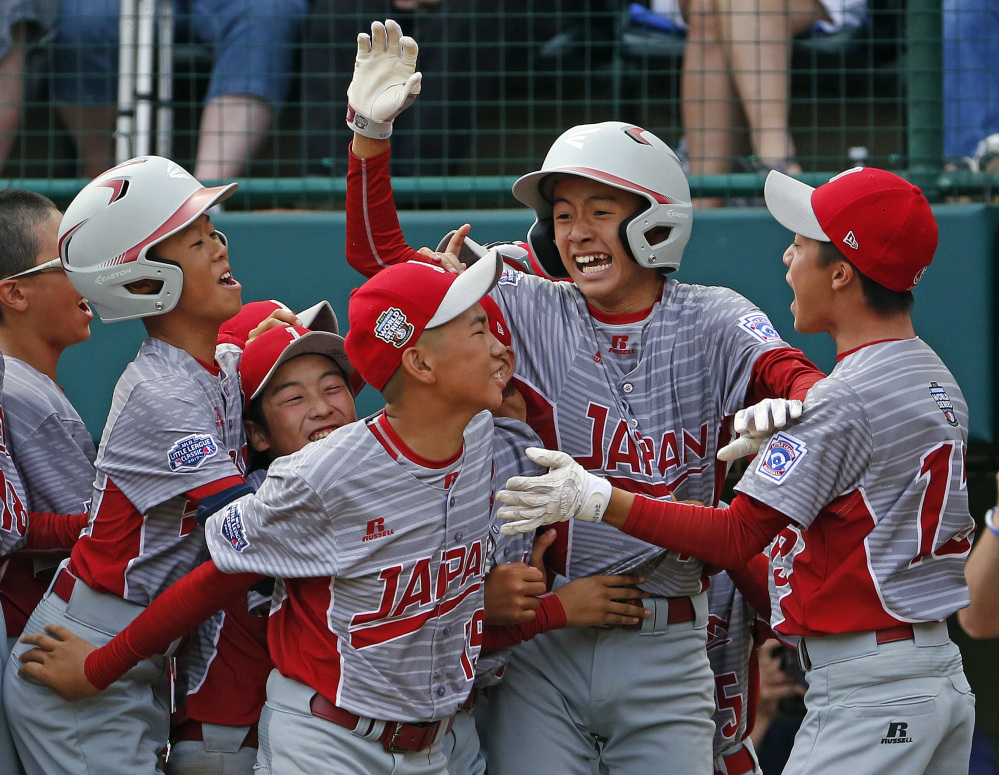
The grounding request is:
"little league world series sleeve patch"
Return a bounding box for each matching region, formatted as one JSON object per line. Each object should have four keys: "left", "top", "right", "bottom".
{"left": 756, "top": 431, "right": 808, "bottom": 484}
{"left": 168, "top": 433, "right": 220, "bottom": 472}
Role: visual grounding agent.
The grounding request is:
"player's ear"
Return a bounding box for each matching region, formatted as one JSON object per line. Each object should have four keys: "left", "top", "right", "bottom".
{"left": 399, "top": 344, "right": 436, "bottom": 386}
{"left": 830, "top": 259, "right": 855, "bottom": 292}
{"left": 0, "top": 278, "right": 28, "bottom": 313}
{"left": 244, "top": 419, "right": 272, "bottom": 455}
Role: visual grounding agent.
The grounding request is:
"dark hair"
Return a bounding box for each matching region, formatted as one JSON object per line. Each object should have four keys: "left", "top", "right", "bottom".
{"left": 816, "top": 241, "right": 914, "bottom": 315}
{"left": 0, "top": 189, "right": 59, "bottom": 277}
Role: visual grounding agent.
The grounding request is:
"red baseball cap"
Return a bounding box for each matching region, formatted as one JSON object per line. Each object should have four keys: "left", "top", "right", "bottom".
{"left": 219, "top": 299, "right": 340, "bottom": 349}
{"left": 764, "top": 167, "right": 938, "bottom": 292}
{"left": 479, "top": 294, "right": 512, "bottom": 348}
{"left": 239, "top": 324, "right": 353, "bottom": 405}
{"left": 345, "top": 252, "right": 504, "bottom": 391}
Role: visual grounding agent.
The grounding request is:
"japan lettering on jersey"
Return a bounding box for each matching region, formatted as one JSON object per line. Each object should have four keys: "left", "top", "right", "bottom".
{"left": 70, "top": 338, "right": 246, "bottom": 604}
{"left": 206, "top": 412, "right": 519, "bottom": 723}
{"left": 737, "top": 339, "right": 975, "bottom": 635}
{"left": 492, "top": 274, "right": 791, "bottom": 597}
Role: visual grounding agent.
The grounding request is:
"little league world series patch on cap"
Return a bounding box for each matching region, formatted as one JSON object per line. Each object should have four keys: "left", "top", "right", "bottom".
{"left": 345, "top": 252, "right": 504, "bottom": 391}
{"left": 764, "top": 167, "right": 939, "bottom": 293}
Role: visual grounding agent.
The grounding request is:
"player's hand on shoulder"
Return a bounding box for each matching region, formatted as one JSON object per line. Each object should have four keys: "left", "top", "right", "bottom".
{"left": 717, "top": 398, "right": 804, "bottom": 462}
{"left": 17, "top": 624, "right": 100, "bottom": 701}
{"left": 498, "top": 448, "right": 613, "bottom": 534}
{"left": 555, "top": 574, "right": 649, "bottom": 629}
{"left": 346, "top": 18, "right": 422, "bottom": 140}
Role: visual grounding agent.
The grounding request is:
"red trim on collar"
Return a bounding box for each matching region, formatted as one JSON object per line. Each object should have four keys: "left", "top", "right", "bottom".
{"left": 372, "top": 411, "right": 462, "bottom": 469}
{"left": 194, "top": 356, "right": 222, "bottom": 376}
{"left": 586, "top": 285, "right": 663, "bottom": 325}
{"left": 836, "top": 338, "right": 905, "bottom": 362}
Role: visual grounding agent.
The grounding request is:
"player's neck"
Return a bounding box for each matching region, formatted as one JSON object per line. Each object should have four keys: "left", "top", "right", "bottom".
{"left": 142, "top": 314, "right": 220, "bottom": 364}
{"left": 381, "top": 400, "right": 472, "bottom": 462}
{"left": 0, "top": 326, "right": 61, "bottom": 382}
{"left": 830, "top": 309, "right": 915, "bottom": 356}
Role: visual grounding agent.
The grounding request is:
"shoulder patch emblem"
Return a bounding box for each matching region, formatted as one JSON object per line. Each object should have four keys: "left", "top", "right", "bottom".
{"left": 738, "top": 312, "right": 781, "bottom": 343}
{"left": 168, "top": 433, "right": 219, "bottom": 472}
{"left": 220, "top": 502, "right": 249, "bottom": 552}
{"left": 498, "top": 268, "right": 521, "bottom": 286}
{"left": 756, "top": 432, "right": 807, "bottom": 484}
{"left": 374, "top": 307, "right": 415, "bottom": 348}
{"left": 929, "top": 382, "right": 959, "bottom": 427}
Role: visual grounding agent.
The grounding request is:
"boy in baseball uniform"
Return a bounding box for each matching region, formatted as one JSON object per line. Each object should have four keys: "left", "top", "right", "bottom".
{"left": 498, "top": 167, "right": 977, "bottom": 775}
{"left": 343, "top": 19, "right": 824, "bottom": 774}
{"left": 3, "top": 155, "right": 249, "bottom": 775}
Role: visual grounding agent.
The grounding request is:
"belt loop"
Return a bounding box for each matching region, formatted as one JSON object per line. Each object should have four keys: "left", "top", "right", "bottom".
{"left": 642, "top": 598, "right": 670, "bottom": 634}
{"left": 691, "top": 590, "right": 709, "bottom": 629}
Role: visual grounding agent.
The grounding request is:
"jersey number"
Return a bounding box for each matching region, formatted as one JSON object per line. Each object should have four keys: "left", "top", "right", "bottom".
{"left": 911, "top": 441, "right": 971, "bottom": 567}
{"left": 713, "top": 671, "right": 743, "bottom": 740}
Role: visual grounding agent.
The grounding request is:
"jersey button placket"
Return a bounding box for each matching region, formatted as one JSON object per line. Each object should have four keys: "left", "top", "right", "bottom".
{"left": 622, "top": 382, "right": 634, "bottom": 394}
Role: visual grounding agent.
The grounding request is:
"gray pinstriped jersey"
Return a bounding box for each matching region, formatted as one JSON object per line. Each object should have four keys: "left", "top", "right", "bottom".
{"left": 492, "top": 271, "right": 791, "bottom": 596}
{"left": 706, "top": 572, "right": 757, "bottom": 757}
{"left": 206, "top": 412, "right": 538, "bottom": 722}
{"left": 0, "top": 356, "right": 29, "bottom": 555}
{"left": 737, "top": 338, "right": 974, "bottom": 631}
{"left": 73, "top": 338, "right": 245, "bottom": 605}
{"left": 3, "top": 357, "right": 95, "bottom": 515}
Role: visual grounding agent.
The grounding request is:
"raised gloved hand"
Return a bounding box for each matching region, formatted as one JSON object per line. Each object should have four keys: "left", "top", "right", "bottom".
{"left": 717, "top": 398, "right": 803, "bottom": 462}
{"left": 346, "top": 19, "right": 422, "bottom": 139}
{"left": 497, "top": 448, "right": 612, "bottom": 535}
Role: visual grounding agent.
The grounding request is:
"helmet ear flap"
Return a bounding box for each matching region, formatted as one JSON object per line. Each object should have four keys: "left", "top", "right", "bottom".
{"left": 617, "top": 205, "right": 646, "bottom": 265}
{"left": 526, "top": 219, "right": 569, "bottom": 280}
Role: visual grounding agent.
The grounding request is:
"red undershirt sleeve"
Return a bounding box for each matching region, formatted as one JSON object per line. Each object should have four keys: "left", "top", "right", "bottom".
{"left": 21, "top": 511, "right": 89, "bottom": 552}
{"left": 622, "top": 493, "right": 791, "bottom": 569}
{"left": 84, "top": 560, "right": 262, "bottom": 691}
{"left": 481, "top": 592, "right": 567, "bottom": 654}
{"left": 346, "top": 146, "right": 432, "bottom": 276}
{"left": 745, "top": 348, "right": 825, "bottom": 405}
{"left": 725, "top": 551, "right": 772, "bottom": 621}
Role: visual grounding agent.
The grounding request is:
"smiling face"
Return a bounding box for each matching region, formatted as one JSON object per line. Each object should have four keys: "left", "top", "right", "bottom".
{"left": 153, "top": 214, "right": 242, "bottom": 324}
{"left": 246, "top": 353, "right": 357, "bottom": 460}
{"left": 551, "top": 176, "right": 663, "bottom": 314}
{"left": 23, "top": 209, "right": 94, "bottom": 348}
{"left": 421, "top": 302, "right": 507, "bottom": 413}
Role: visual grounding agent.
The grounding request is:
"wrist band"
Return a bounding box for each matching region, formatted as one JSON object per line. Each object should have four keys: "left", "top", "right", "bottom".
{"left": 984, "top": 508, "right": 999, "bottom": 538}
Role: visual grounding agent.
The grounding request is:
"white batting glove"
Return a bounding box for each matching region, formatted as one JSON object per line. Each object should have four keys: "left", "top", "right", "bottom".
{"left": 717, "top": 398, "right": 803, "bottom": 462}
{"left": 497, "top": 448, "right": 613, "bottom": 535}
{"left": 346, "top": 19, "right": 422, "bottom": 139}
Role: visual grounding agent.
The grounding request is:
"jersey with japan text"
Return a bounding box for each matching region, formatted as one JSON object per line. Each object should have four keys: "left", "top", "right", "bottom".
{"left": 706, "top": 572, "right": 758, "bottom": 758}
{"left": 0, "top": 356, "right": 96, "bottom": 634}
{"left": 736, "top": 338, "right": 975, "bottom": 635}
{"left": 206, "top": 411, "right": 535, "bottom": 723}
{"left": 68, "top": 338, "right": 246, "bottom": 605}
{"left": 0, "top": 355, "right": 29, "bottom": 557}
{"left": 492, "top": 271, "right": 791, "bottom": 596}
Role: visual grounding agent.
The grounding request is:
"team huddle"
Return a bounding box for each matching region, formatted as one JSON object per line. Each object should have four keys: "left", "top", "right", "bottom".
{"left": 0, "top": 17, "right": 978, "bottom": 775}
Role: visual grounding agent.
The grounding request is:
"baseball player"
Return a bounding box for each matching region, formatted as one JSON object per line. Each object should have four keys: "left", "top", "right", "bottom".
{"left": 167, "top": 301, "right": 349, "bottom": 775}
{"left": 3, "top": 155, "right": 249, "bottom": 775}
{"left": 18, "top": 251, "right": 547, "bottom": 775}
{"left": 0, "top": 189, "right": 96, "bottom": 642}
{"left": 497, "top": 167, "right": 977, "bottom": 775}
{"left": 342, "top": 19, "right": 825, "bottom": 774}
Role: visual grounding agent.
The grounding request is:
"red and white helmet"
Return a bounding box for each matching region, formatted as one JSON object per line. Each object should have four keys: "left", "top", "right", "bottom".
{"left": 58, "top": 156, "right": 237, "bottom": 323}
{"left": 512, "top": 122, "right": 693, "bottom": 279}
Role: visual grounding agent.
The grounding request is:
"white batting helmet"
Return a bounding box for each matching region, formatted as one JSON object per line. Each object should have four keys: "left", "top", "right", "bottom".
{"left": 512, "top": 121, "right": 693, "bottom": 278}
{"left": 58, "top": 156, "right": 237, "bottom": 323}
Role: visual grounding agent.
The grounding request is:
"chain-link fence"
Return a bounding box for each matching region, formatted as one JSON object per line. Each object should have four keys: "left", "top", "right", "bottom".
{"left": 0, "top": 0, "right": 993, "bottom": 209}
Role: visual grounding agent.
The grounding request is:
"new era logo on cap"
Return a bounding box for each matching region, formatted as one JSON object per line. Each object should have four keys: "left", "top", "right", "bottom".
{"left": 843, "top": 231, "right": 859, "bottom": 250}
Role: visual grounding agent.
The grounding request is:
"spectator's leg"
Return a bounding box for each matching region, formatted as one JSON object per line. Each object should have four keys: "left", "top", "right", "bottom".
{"left": 0, "top": 22, "right": 27, "bottom": 170}
{"left": 942, "top": 0, "right": 999, "bottom": 159}
{"left": 51, "top": 0, "right": 119, "bottom": 178}
{"left": 681, "top": 0, "right": 741, "bottom": 208}
{"left": 192, "top": 0, "right": 306, "bottom": 179}
{"left": 715, "top": 0, "right": 823, "bottom": 170}
{"left": 194, "top": 93, "right": 272, "bottom": 180}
